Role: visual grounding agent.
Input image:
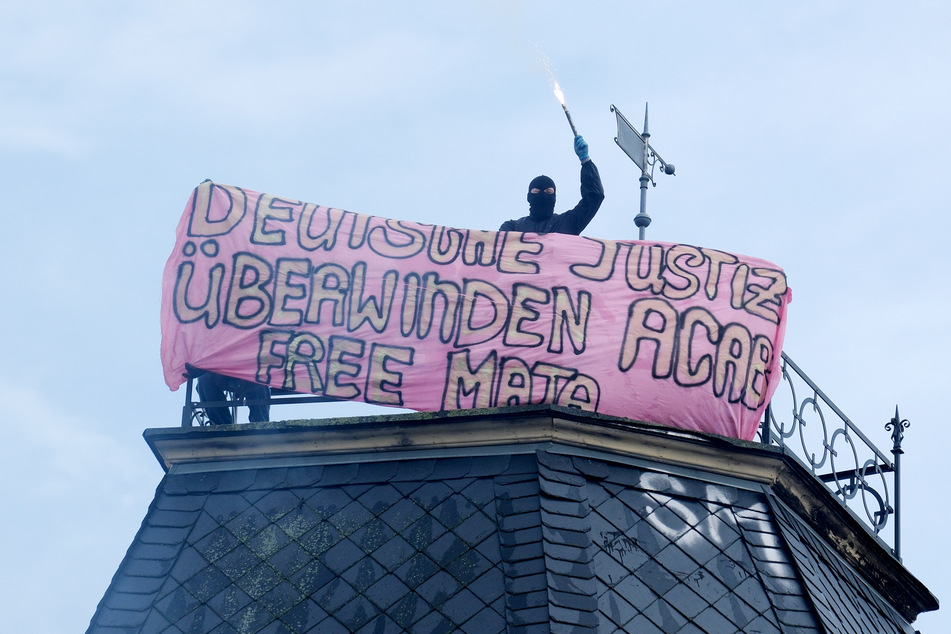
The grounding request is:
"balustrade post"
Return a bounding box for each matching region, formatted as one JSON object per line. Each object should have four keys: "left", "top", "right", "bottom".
{"left": 886, "top": 406, "right": 909, "bottom": 560}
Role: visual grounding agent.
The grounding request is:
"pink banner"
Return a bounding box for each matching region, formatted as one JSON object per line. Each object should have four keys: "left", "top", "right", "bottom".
{"left": 161, "top": 181, "right": 791, "bottom": 440}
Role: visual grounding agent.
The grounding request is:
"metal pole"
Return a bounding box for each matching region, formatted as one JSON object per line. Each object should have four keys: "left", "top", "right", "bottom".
{"left": 634, "top": 104, "right": 651, "bottom": 240}
{"left": 182, "top": 376, "right": 194, "bottom": 427}
{"left": 887, "top": 406, "right": 909, "bottom": 560}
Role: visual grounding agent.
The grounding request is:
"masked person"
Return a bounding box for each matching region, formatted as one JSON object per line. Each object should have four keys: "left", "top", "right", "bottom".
{"left": 499, "top": 135, "right": 604, "bottom": 235}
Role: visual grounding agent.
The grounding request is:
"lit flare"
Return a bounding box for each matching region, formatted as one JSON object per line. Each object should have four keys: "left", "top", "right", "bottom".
{"left": 552, "top": 81, "right": 578, "bottom": 137}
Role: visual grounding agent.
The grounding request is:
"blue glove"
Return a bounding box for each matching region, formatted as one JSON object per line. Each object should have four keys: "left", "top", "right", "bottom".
{"left": 574, "top": 135, "right": 589, "bottom": 162}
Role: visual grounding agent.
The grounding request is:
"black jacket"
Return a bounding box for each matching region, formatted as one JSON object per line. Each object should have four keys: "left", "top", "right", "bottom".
{"left": 499, "top": 160, "right": 604, "bottom": 235}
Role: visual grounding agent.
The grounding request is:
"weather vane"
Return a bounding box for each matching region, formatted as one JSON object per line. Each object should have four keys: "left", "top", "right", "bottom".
{"left": 611, "top": 104, "right": 675, "bottom": 240}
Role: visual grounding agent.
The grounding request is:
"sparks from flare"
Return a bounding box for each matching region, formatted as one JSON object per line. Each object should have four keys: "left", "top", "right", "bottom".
{"left": 533, "top": 45, "right": 579, "bottom": 137}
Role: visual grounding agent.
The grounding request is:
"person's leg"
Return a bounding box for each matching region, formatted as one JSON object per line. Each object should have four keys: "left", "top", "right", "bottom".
{"left": 244, "top": 383, "right": 270, "bottom": 423}
{"left": 196, "top": 374, "right": 234, "bottom": 425}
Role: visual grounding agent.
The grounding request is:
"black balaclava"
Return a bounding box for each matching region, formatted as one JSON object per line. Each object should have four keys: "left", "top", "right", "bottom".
{"left": 527, "top": 175, "right": 556, "bottom": 220}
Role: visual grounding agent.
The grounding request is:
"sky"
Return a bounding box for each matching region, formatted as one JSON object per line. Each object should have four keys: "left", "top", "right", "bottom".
{"left": 1, "top": 1, "right": 949, "bottom": 630}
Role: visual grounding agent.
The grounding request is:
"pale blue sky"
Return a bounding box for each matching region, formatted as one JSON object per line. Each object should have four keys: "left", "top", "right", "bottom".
{"left": 2, "top": 2, "right": 949, "bottom": 630}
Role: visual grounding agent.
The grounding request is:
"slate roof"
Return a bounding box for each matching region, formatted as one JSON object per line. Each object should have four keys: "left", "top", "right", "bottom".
{"left": 87, "top": 407, "right": 935, "bottom": 633}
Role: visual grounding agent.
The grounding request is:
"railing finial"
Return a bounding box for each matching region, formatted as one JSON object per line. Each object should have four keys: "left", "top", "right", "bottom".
{"left": 886, "top": 405, "right": 910, "bottom": 456}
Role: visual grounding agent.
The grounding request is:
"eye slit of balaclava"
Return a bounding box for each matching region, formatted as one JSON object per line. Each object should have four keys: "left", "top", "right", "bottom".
{"left": 527, "top": 175, "right": 556, "bottom": 219}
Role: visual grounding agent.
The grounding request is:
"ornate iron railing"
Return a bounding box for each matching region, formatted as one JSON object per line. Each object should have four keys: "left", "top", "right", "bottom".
{"left": 758, "top": 352, "right": 908, "bottom": 559}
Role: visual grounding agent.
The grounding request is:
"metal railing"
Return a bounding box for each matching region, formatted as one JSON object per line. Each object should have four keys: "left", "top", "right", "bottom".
{"left": 758, "top": 352, "right": 908, "bottom": 559}
{"left": 180, "top": 375, "right": 340, "bottom": 427}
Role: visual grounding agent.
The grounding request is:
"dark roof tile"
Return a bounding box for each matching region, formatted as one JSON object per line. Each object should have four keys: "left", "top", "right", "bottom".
{"left": 313, "top": 576, "right": 357, "bottom": 613}
{"left": 204, "top": 584, "right": 253, "bottom": 621}
{"left": 101, "top": 590, "right": 153, "bottom": 614}
{"left": 599, "top": 589, "right": 638, "bottom": 629}
{"left": 547, "top": 556, "right": 595, "bottom": 580}
{"left": 338, "top": 594, "right": 381, "bottom": 630}
{"left": 499, "top": 525, "right": 542, "bottom": 548}
{"left": 322, "top": 537, "right": 367, "bottom": 575}
{"left": 355, "top": 483, "right": 403, "bottom": 517}
{"left": 457, "top": 604, "right": 505, "bottom": 634}
{"left": 452, "top": 509, "right": 497, "bottom": 548}
{"left": 411, "top": 610, "right": 455, "bottom": 634}
{"left": 432, "top": 494, "right": 478, "bottom": 530}
{"left": 641, "top": 596, "right": 690, "bottom": 631}
{"left": 278, "top": 596, "right": 327, "bottom": 632}
{"left": 662, "top": 582, "right": 707, "bottom": 619}
{"left": 258, "top": 579, "right": 305, "bottom": 617}
{"left": 495, "top": 509, "right": 537, "bottom": 534}
{"left": 507, "top": 604, "right": 551, "bottom": 626}
{"left": 612, "top": 573, "right": 659, "bottom": 612}
{"left": 394, "top": 458, "right": 437, "bottom": 482}
{"left": 163, "top": 472, "right": 221, "bottom": 496}
{"left": 505, "top": 587, "right": 548, "bottom": 610}
{"left": 654, "top": 543, "right": 699, "bottom": 577}
{"left": 224, "top": 505, "right": 270, "bottom": 541}
{"left": 437, "top": 586, "right": 485, "bottom": 623}
{"left": 499, "top": 544, "right": 544, "bottom": 568}
{"left": 340, "top": 555, "right": 386, "bottom": 593}
{"left": 351, "top": 460, "right": 398, "bottom": 484}
{"left": 254, "top": 489, "right": 303, "bottom": 520}
{"left": 394, "top": 552, "right": 439, "bottom": 589}
{"left": 152, "top": 586, "right": 201, "bottom": 625}
{"left": 535, "top": 448, "right": 574, "bottom": 470}
{"left": 466, "top": 564, "right": 505, "bottom": 600}
{"left": 226, "top": 601, "right": 274, "bottom": 632}
{"left": 634, "top": 471, "right": 673, "bottom": 495}
{"left": 369, "top": 533, "right": 416, "bottom": 573}
{"left": 591, "top": 550, "right": 633, "bottom": 587}
{"left": 571, "top": 456, "right": 611, "bottom": 480}
{"left": 540, "top": 497, "right": 589, "bottom": 518}
{"left": 496, "top": 495, "right": 539, "bottom": 517}
{"left": 544, "top": 542, "right": 590, "bottom": 565}
{"left": 182, "top": 565, "right": 231, "bottom": 603}
{"left": 431, "top": 456, "right": 474, "bottom": 481}
{"left": 692, "top": 605, "right": 738, "bottom": 633}
{"left": 539, "top": 506, "right": 585, "bottom": 532}
{"left": 539, "top": 477, "right": 585, "bottom": 502}
{"left": 547, "top": 571, "right": 597, "bottom": 596}
{"left": 364, "top": 573, "right": 412, "bottom": 611}
{"left": 327, "top": 500, "right": 374, "bottom": 537}
{"left": 542, "top": 524, "right": 590, "bottom": 549}
{"left": 445, "top": 548, "right": 494, "bottom": 584}
{"left": 251, "top": 467, "right": 289, "bottom": 491}
{"left": 310, "top": 614, "right": 350, "bottom": 634}
{"left": 233, "top": 561, "right": 283, "bottom": 600}
{"left": 538, "top": 462, "right": 586, "bottom": 487}
{"left": 315, "top": 463, "right": 359, "bottom": 486}
{"left": 354, "top": 613, "right": 402, "bottom": 634}
{"left": 387, "top": 592, "right": 429, "bottom": 629}
{"left": 489, "top": 453, "right": 535, "bottom": 475}
{"left": 149, "top": 509, "right": 202, "bottom": 529}
{"left": 378, "top": 496, "right": 426, "bottom": 533}
{"left": 497, "top": 479, "right": 541, "bottom": 500}
{"left": 281, "top": 464, "right": 323, "bottom": 488}
{"left": 139, "top": 608, "right": 173, "bottom": 632}
{"left": 349, "top": 517, "right": 394, "bottom": 555}
{"left": 549, "top": 601, "right": 598, "bottom": 626}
